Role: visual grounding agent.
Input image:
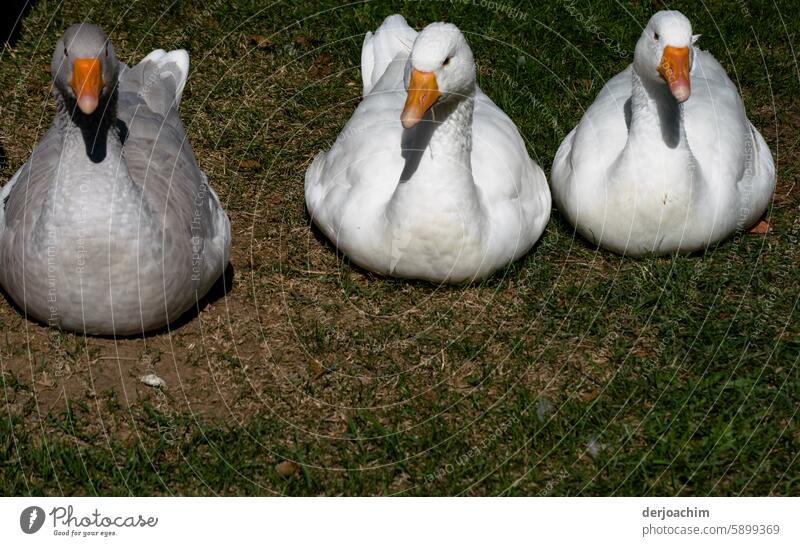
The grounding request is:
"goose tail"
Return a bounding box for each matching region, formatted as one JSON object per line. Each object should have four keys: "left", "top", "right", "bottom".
{"left": 121, "top": 48, "right": 190, "bottom": 115}
{"left": 361, "top": 14, "right": 417, "bottom": 96}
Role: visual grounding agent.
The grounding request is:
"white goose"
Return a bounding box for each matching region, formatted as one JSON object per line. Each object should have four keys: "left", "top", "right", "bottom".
{"left": 0, "top": 24, "right": 231, "bottom": 335}
{"left": 551, "top": 10, "right": 774, "bottom": 256}
{"left": 305, "top": 15, "right": 550, "bottom": 282}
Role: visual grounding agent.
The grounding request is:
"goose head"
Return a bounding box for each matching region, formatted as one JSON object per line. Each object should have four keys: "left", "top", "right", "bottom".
{"left": 633, "top": 11, "right": 696, "bottom": 103}
{"left": 52, "top": 24, "right": 119, "bottom": 116}
{"left": 401, "top": 22, "right": 475, "bottom": 129}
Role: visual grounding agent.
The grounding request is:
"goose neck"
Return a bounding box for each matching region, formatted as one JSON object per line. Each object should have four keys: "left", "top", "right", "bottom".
{"left": 427, "top": 92, "right": 475, "bottom": 158}
{"left": 55, "top": 89, "right": 122, "bottom": 163}
{"left": 627, "top": 69, "right": 689, "bottom": 151}
{"left": 396, "top": 90, "right": 477, "bottom": 190}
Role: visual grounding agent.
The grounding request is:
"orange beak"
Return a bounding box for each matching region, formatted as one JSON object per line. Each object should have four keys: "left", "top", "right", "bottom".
{"left": 401, "top": 69, "right": 441, "bottom": 129}
{"left": 69, "top": 58, "right": 103, "bottom": 114}
{"left": 657, "top": 46, "right": 691, "bottom": 103}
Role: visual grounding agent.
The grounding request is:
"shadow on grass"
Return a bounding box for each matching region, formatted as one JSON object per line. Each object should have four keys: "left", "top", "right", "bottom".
{"left": 1, "top": 0, "right": 35, "bottom": 48}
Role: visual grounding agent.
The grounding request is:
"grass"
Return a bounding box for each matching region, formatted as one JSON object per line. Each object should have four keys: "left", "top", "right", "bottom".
{"left": 0, "top": 0, "right": 798, "bottom": 495}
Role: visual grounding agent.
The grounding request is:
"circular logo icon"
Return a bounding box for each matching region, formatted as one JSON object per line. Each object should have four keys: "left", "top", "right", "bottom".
{"left": 20, "top": 506, "right": 45, "bottom": 534}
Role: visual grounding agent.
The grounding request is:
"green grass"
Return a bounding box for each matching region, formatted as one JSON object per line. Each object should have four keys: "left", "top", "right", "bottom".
{"left": 0, "top": 0, "right": 798, "bottom": 495}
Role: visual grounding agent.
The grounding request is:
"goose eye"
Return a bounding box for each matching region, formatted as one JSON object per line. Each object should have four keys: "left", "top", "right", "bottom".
{"left": 64, "top": 46, "right": 68, "bottom": 56}
{"left": 443, "top": 56, "right": 452, "bottom": 67}
{"left": 654, "top": 32, "right": 659, "bottom": 41}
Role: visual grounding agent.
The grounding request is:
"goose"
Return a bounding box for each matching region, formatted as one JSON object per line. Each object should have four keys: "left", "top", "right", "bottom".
{"left": 0, "top": 24, "right": 231, "bottom": 335}
{"left": 551, "top": 10, "right": 775, "bottom": 256}
{"left": 305, "top": 15, "right": 550, "bottom": 282}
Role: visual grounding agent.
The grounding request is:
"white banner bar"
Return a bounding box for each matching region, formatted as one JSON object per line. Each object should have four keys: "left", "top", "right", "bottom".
{"left": 2, "top": 497, "right": 797, "bottom": 545}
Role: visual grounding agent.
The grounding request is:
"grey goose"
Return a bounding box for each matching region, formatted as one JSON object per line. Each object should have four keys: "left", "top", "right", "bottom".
{"left": 0, "top": 24, "right": 231, "bottom": 334}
